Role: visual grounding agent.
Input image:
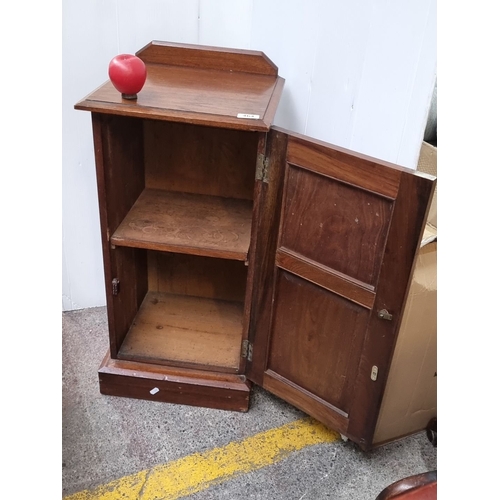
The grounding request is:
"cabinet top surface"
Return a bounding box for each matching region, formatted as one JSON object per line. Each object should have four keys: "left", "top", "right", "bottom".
{"left": 75, "top": 41, "right": 284, "bottom": 132}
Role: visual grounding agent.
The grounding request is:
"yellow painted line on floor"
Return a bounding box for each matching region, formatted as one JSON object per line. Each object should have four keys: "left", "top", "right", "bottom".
{"left": 64, "top": 417, "right": 340, "bottom": 500}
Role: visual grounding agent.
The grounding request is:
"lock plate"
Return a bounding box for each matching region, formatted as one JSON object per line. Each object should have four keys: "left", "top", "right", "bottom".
{"left": 377, "top": 309, "right": 393, "bottom": 321}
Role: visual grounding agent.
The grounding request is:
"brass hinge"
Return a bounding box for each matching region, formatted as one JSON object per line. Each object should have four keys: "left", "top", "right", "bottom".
{"left": 111, "top": 278, "right": 120, "bottom": 296}
{"left": 255, "top": 154, "right": 270, "bottom": 183}
{"left": 241, "top": 340, "right": 253, "bottom": 361}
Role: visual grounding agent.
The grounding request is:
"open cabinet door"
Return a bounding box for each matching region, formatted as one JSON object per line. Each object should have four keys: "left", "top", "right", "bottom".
{"left": 247, "top": 127, "right": 435, "bottom": 450}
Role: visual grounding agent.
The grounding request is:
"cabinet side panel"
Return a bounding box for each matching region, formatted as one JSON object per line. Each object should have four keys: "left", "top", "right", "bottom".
{"left": 246, "top": 129, "right": 288, "bottom": 384}
{"left": 91, "top": 114, "right": 116, "bottom": 342}
{"left": 238, "top": 132, "right": 267, "bottom": 374}
{"left": 92, "top": 113, "right": 146, "bottom": 356}
{"left": 98, "top": 114, "right": 145, "bottom": 233}
{"left": 111, "top": 248, "right": 148, "bottom": 354}
{"left": 143, "top": 121, "right": 258, "bottom": 200}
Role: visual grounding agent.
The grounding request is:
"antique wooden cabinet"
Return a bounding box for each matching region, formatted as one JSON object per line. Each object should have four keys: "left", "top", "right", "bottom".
{"left": 75, "top": 41, "right": 435, "bottom": 450}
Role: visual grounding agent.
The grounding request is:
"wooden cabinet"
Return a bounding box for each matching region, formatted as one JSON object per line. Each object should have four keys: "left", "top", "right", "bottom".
{"left": 75, "top": 41, "right": 435, "bottom": 450}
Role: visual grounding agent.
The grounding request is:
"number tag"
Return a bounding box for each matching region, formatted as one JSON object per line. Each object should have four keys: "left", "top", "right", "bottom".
{"left": 237, "top": 113, "right": 260, "bottom": 119}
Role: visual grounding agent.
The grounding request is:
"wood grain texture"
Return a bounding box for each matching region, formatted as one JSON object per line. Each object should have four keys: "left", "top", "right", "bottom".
{"left": 94, "top": 114, "right": 145, "bottom": 237}
{"left": 282, "top": 129, "right": 402, "bottom": 199}
{"left": 147, "top": 252, "right": 247, "bottom": 303}
{"left": 144, "top": 120, "right": 258, "bottom": 200}
{"left": 91, "top": 114, "right": 147, "bottom": 357}
{"left": 276, "top": 248, "right": 375, "bottom": 309}
{"left": 99, "top": 351, "right": 251, "bottom": 412}
{"left": 108, "top": 247, "right": 148, "bottom": 357}
{"left": 245, "top": 129, "right": 288, "bottom": 385}
{"left": 262, "top": 77, "right": 285, "bottom": 128}
{"left": 237, "top": 132, "right": 268, "bottom": 375}
{"left": 118, "top": 291, "right": 243, "bottom": 372}
{"left": 251, "top": 129, "right": 435, "bottom": 450}
{"left": 75, "top": 63, "right": 282, "bottom": 131}
{"left": 347, "top": 171, "right": 436, "bottom": 450}
{"left": 111, "top": 189, "right": 253, "bottom": 261}
{"left": 136, "top": 40, "right": 279, "bottom": 76}
{"left": 76, "top": 41, "right": 285, "bottom": 414}
{"left": 280, "top": 164, "right": 393, "bottom": 286}
{"left": 263, "top": 371, "right": 348, "bottom": 435}
{"left": 267, "top": 271, "right": 369, "bottom": 412}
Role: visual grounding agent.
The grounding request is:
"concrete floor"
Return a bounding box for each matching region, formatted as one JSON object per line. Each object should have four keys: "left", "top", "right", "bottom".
{"left": 62, "top": 307, "right": 437, "bottom": 499}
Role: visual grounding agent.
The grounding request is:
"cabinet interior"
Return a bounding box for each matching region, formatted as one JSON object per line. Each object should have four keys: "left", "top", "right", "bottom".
{"left": 106, "top": 116, "right": 258, "bottom": 373}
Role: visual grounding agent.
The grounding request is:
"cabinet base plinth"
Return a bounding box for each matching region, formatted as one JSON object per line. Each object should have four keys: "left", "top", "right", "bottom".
{"left": 98, "top": 351, "right": 251, "bottom": 412}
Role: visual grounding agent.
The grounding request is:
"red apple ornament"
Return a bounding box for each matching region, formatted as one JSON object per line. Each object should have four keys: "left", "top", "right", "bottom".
{"left": 108, "top": 54, "right": 147, "bottom": 100}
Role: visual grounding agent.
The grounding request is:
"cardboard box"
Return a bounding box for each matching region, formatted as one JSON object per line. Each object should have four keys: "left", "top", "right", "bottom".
{"left": 417, "top": 142, "right": 437, "bottom": 229}
{"left": 373, "top": 142, "right": 437, "bottom": 445}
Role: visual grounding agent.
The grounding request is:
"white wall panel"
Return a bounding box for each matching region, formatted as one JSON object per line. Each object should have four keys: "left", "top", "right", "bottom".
{"left": 62, "top": 0, "right": 436, "bottom": 310}
{"left": 304, "top": 0, "right": 374, "bottom": 149}
{"left": 397, "top": 0, "right": 437, "bottom": 166}
{"left": 62, "top": 0, "right": 120, "bottom": 310}
{"left": 199, "top": 0, "right": 253, "bottom": 48}
{"left": 348, "top": 0, "right": 436, "bottom": 167}
{"left": 115, "top": 0, "right": 199, "bottom": 54}
{"left": 250, "top": 0, "right": 321, "bottom": 133}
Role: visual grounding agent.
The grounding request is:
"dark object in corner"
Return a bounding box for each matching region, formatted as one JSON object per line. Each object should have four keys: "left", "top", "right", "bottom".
{"left": 375, "top": 470, "right": 437, "bottom": 500}
{"left": 426, "top": 417, "right": 437, "bottom": 447}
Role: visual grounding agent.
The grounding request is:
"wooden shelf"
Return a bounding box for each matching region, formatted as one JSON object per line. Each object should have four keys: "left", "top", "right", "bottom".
{"left": 111, "top": 189, "right": 253, "bottom": 260}
{"left": 117, "top": 291, "right": 244, "bottom": 372}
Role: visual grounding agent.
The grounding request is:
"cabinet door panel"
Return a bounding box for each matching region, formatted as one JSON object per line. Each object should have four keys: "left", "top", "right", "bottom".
{"left": 267, "top": 271, "right": 369, "bottom": 412}
{"left": 251, "top": 128, "right": 435, "bottom": 450}
{"left": 280, "top": 165, "right": 393, "bottom": 286}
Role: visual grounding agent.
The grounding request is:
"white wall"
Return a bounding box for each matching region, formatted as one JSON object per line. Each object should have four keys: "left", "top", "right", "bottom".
{"left": 62, "top": 0, "right": 437, "bottom": 311}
